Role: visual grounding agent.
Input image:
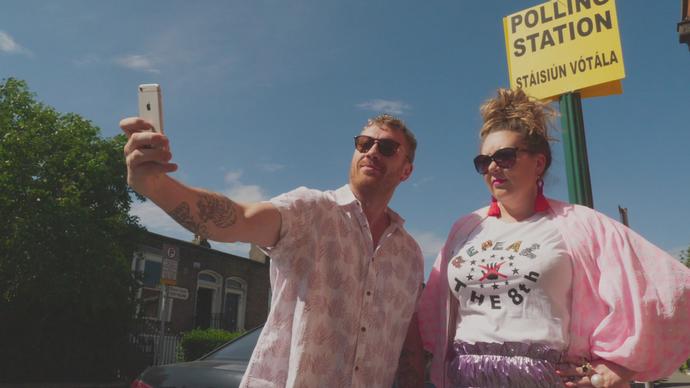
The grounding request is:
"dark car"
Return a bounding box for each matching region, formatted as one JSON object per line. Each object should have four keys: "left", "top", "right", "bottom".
{"left": 131, "top": 325, "right": 434, "bottom": 388}
{"left": 131, "top": 325, "right": 262, "bottom": 388}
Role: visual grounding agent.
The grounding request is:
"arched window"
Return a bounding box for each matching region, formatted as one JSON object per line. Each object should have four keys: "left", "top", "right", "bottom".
{"left": 195, "top": 271, "right": 222, "bottom": 329}
{"left": 224, "top": 277, "right": 247, "bottom": 332}
{"left": 198, "top": 273, "right": 218, "bottom": 284}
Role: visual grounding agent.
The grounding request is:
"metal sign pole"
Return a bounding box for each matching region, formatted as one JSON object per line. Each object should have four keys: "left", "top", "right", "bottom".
{"left": 559, "top": 92, "right": 594, "bottom": 208}
{"left": 157, "top": 284, "right": 167, "bottom": 365}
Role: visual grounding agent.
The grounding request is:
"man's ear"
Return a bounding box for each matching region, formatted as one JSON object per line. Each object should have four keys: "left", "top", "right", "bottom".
{"left": 400, "top": 162, "right": 413, "bottom": 182}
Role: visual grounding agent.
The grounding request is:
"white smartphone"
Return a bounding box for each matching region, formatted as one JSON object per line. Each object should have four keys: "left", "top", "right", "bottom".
{"left": 138, "top": 83, "right": 164, "bottom": 133}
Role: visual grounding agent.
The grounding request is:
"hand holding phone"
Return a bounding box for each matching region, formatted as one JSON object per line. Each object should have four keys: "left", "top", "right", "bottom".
{"left": 138, "top": 84, "right": 164, "bottom": 133}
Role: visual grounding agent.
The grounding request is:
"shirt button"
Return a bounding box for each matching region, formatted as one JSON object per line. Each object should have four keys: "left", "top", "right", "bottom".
{"left": 366, "top": 291, "right": 371, "bottom": 296}
{"left": 354, "top": 366, "right": 359, "bottom": 371}
{"left": 361, "top": 326, "right": 366, "bottom": 332}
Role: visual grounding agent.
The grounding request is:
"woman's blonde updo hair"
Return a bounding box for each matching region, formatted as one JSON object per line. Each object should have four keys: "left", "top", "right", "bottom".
{"left": 479, "top": 88, "right": 557, "bottom": 175}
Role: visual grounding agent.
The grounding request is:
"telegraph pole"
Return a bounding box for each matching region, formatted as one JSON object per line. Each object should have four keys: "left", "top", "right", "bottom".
{"left": 618, "top": 205, "right": 629, "bottom": 226}
{"left": 560, "top": 92, "right": 594, "bottom": 208}
{"left": 156, "top": 284, "right": 167, "bottom": 365}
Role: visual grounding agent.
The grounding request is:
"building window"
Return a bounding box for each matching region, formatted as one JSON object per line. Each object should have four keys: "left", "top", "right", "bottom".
{"left": 142, "top": 260, "right": 162, "bottom": 288}
{"left": 132, "top": 249, "right": 172, "bottom": 321}
{"left": 195, "top": 270, "right": 222, "bottom": 329}
{"left": 132, "top": 249, "right": 163, "bottom": 289}
{"left": 141, "top": 295, "right": 160, "bottom": 320}
{"left": 224, "top": 277, "right": 247, "bottom": 332}
{"left": 198, "top": 273, "right": 217, "bottom": 283}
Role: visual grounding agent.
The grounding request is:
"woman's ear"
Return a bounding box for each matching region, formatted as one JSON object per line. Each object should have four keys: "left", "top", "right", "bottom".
{"left": 534, "top": 153, "right": 547, "bottom": 177}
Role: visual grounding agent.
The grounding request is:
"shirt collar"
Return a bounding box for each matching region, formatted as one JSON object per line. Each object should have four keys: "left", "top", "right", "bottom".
{"left": 334, "top": 184, "right": 406, "bottom": 226}
{"left": 334, "top": 184, "right": 358, "bottom": 206}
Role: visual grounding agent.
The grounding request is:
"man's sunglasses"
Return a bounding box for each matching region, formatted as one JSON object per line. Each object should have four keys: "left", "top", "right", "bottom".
{"left": 354, "top": 135, "right": 401, "bottom": 157}
{"left": 473, "top": 147, "right": 529, "bottom": 175}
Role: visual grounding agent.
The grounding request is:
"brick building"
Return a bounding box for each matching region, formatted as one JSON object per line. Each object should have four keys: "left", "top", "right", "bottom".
{"left": 680, "top": 0, "right": 690, "bottom": 49}
{"left": 132, "top": 231, "right": 270, "bottom": 334}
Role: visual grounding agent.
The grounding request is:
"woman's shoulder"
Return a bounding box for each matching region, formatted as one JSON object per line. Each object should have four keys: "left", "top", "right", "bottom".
{"left": 452, "top": 207, "right": 487, "bottom": 227}
{"left": 547, "top": 198, "right": 604, "bottom": 220}
{"left": 445, "top": 207, "right": 488, "bottom": 241}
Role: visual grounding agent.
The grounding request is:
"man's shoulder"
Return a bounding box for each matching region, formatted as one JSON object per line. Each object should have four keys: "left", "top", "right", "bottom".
{"left": 276, "top": 186, "right": 325, "bottom": 200}
{"left": 395, "top": 225, "right": 424, "bottom": 256}
{"left": 270, "top": 186, "right": 337, "bottom": 207}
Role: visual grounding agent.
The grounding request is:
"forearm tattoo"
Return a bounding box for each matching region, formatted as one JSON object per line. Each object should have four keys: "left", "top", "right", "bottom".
{"left": 169, "top": 202, "right": 207, "bottom": 237}
{"left": 197, "top": 193, "right": 237, "bottom": 228}
{"left": 168, "top": 193, "right": 236, "bottom": 239}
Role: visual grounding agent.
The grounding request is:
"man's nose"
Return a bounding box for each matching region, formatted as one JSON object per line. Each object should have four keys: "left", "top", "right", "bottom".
{"left": 364, "top": 141, "right": 382, "bottom": 158}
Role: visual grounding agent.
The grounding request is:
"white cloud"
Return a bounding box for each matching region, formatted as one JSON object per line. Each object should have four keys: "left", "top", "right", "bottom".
{"left": 224, "top": 170, "right": 244, "bottom": 184}
{"left": 115, "top": 54, "right": 160, "bottom": 73}
{"left": 0, "top": 31, "right": 29, "bottom": 55}
{"left": 130, "top": 200, "right": 189, "bottom": 235}
{"left": 357, "top": 99, "right": 410, "bottom": 115}
{"left": 258, "top": 162, "right": 285, "bottom": 172}
{"left": 218, "top": 242, "right": 252, "bottom": 257}
{"left": 413, "top": 230, "right": 445, "bottom": 259}
{"left": 129, "top": 168, "right": 269, "bottom": 259}
{"left": 410, "top": 230, "right": 445, "bottom": 277}
{"left": 131, "top": 200, "right": 253, "bottom": 257}
{"left": 74, "top": 54, "right": 101, "bottom": 67}
{"left": 225, "top": 184, "right": 267, "bottom": 203}
{"left": 412, "top": 176, "right": 434, "bottom": 188}
{"left": 223, "top": 169, "right": 269, "bottom": 203}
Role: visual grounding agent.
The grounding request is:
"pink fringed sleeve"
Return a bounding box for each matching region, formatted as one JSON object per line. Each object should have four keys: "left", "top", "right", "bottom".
{"left": 557, "top": 202, "right": 690, "bottom": 381}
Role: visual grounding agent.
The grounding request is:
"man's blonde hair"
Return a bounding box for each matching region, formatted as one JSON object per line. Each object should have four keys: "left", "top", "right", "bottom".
{"left": 365, "top": 114, "right": 417, "bottom": 163}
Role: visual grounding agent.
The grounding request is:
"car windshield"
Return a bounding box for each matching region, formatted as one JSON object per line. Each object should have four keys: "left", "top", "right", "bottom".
{"left": 205, "top": 326, "right": 262, "bottom": 361}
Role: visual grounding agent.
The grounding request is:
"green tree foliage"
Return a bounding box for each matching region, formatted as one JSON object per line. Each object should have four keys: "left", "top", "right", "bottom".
{"left": 0, "top": 78, "right": 144, "bottom": 381}
{"left": 180, "top": 328, "right": 245, "bottom": 362}
{"left": 681, "top": 246, "right": 690, "bottom": 268}
{"left": 668, "top": 246, "right": 690, "bottom": 372}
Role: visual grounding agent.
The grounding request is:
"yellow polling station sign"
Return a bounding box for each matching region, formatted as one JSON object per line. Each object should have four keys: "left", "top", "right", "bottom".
{"left": 503, "top": 0, "right": 625, "bottom": 100}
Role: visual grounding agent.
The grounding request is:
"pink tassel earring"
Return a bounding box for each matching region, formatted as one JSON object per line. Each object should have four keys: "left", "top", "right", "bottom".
{"left": 488, "top": 196, "right": 501, "bottom": 217}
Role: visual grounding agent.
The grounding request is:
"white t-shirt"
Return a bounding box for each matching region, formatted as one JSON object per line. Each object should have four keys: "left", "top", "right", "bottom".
{"left": 446, "top": 212, "right": 573, "bottom": 350}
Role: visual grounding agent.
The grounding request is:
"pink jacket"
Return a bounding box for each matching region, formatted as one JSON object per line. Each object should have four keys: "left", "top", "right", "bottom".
{"left": 418, "top": 199, "right": 690, "bottom": 387}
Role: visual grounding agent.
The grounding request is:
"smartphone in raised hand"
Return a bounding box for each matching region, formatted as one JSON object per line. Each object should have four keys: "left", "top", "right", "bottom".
{"left": 138, "top": 84, "right": 164, "bottom": 133}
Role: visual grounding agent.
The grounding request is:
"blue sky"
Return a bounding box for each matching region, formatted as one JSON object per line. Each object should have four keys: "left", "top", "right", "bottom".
{"left": 2, "top": 1, "right": 688, "bottom": 276}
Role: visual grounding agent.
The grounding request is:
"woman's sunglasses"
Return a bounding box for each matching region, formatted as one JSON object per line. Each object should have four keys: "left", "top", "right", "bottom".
{"left": 473, "top": 147, "right": 529, "bottom": 175}
{"left": 354, "top": 135, "right": 401, "bottom": 157}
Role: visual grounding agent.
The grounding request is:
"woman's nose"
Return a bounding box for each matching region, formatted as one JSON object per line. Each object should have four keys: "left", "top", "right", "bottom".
{"left": 487, "top": 160, "right": 500, "bottom": 174}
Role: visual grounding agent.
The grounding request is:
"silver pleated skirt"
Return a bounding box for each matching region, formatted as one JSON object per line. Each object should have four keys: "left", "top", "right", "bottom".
{"left": 448, "top": 341, "right": 566, "bottom": 388}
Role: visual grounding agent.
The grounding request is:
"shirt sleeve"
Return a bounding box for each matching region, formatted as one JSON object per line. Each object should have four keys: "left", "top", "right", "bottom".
{"left": 260, "top": 186, "right": 322, "bottom": 260}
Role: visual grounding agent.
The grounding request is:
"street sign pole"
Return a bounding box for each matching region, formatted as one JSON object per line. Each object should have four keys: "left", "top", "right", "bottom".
{"left": 559, "top": 92, "right": 594, "bottom": 208}
{"left": 157, "top": 283, "right": 167, "bottom": 365}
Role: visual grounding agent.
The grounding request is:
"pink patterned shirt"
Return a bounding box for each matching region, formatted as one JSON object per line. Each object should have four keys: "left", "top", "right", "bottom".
{"left": 240, "top": 185, "right": 424, "bottom": 388}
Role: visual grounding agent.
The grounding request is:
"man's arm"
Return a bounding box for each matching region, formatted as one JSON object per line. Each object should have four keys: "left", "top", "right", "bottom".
{"left": 121, "top": 117, "right": 281, "bottom": 247}
{"left": 395, "top": 312, "right": 425, "bottom": 388}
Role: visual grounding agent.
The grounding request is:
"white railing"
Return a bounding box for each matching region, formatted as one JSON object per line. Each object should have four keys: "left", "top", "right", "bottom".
{"left": 130, "top": 332, "right": 181, "bottom": 365}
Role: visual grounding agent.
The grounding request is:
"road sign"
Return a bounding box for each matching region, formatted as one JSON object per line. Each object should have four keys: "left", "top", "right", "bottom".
{"left": 503, "top": 0, "right": 625, "bottom": 100}
{"left": 161, "top": 244, "right": 179, "bottom": 286}
{"left": 167, "top": 286, "right": 189, "bottom": 300}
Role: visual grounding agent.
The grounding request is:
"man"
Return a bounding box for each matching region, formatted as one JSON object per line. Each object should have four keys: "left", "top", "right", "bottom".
{"left": 121, "top": 114, "right": 425, "bottom": 387}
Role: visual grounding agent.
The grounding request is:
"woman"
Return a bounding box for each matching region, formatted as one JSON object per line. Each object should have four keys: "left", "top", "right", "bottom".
{"left": 417, "top": 88, "right": 690, "bottom": 387}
